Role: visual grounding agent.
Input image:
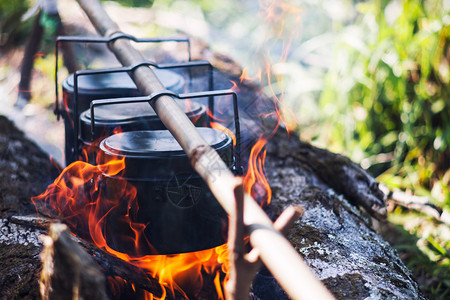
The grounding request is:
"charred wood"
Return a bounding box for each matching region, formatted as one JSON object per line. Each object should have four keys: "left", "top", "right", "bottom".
{"left": 0, "top": 218, "right": 42, "bottom": 299}
{"left": 7, "top": 215, "right": 189, "bottom": 299}
{"left": 0, "top": 116, "right": 60, "bottom": 216}
{"left": 40, "top": 223, "right": 108, "bottom": 300}
{"left": 0, "top": 116, "right": 170, "bottom": 299}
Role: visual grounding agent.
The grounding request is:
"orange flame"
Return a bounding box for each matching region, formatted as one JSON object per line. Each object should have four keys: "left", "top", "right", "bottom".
{"left": 263, "top": 61, "right": 298, "bottom": 134}
{"left": 183, "top": 98, "right": 205, "bottom": 125}
{"left": 210, "top": 122, "right": 236, "bottom": 147}
{"left": 49, "top": 155, "right": 63, "bottom": 174}
{"left": 240, "top": 1, "right": 303, "bottom": 207}
{"left": 229, "top": 80, "right": 239, "bottom": 92}
{"left": 240, "top": 67, "right": 262, "bottom": 83}
{"left": 207, "top": 110, "right": 227, "bottom": 123}
{"left": 18, "top": 89, "right": 32, "bottom": 93}
{"left": 32, "top": 158, "right": 229, "bottom": 299}
{"left": 34, "top": 52, "right": 45, "bottom": 59}
{"left": 243, "top": 138, "right": 272, "bottom": 206}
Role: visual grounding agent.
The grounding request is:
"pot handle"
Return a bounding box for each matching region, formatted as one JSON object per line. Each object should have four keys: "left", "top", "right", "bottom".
{"left": 91, "top": 89, "right": 242, "bottom": 175}
{"left": 54, "top": 33, "right": 192, "bottom": 119}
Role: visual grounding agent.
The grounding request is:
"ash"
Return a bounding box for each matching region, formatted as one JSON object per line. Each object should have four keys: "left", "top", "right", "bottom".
{"left": 0, "top": 219, "right": 42, "bottom": 247}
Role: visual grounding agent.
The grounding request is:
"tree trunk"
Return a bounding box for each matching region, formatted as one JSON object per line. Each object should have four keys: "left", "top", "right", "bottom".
{"left": 254, "top": 129, "right": 425, "bottom": 299}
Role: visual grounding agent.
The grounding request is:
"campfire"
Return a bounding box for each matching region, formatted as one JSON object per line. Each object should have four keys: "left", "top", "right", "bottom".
{"left": 10, "top": 0, "right": 433, "bottom": 299}
{"left": 1, "top": 0, "right": 432, "bottom": 298}
{"left": 28, "top": 0, "right": 335, "bottom": 299}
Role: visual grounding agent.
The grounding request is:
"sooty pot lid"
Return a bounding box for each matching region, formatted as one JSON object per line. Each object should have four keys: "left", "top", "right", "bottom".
{"left": 65, "top": 69, "right": 184, "bottom": 93}
{"left": 100, "top": 128, "right": 231, "bottom": 158}
{"left": 98, "top": 128, "right": 233, "bottom": 179}
{"left": 82, "top": 100, "right": 204, "bottom": 124}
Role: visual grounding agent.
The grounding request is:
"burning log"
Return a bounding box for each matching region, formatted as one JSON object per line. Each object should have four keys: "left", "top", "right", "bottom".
{"left": 39, "top": 223, "right": 108, "bottom": 300}
{"left": 0, "top": 116, "right": 195, "bottom": 299}
{"left": 5, "top": 214, "right": 193, "bottom": 299}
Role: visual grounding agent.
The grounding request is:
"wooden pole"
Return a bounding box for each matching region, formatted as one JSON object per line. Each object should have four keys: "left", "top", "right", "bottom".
{"left": 75, "top": 0, "right": 334, "bottom": 299}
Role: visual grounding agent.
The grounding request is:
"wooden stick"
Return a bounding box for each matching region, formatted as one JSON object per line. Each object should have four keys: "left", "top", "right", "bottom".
{"left": 226, "top": 182, "right": 255, "bottom": 300}
{"left": 227, "top": 203, "right": 304, "bottom": 299}
{"left": 380, "top": 184, "right": 450, "bottom": 226}
{"left": 75, "top": 1, "right": 335, "bottom": 299}
{"left": 246, "top": 205, "right": 304, "bottom": 264}
{"left": 274, "top": 205, "right": 304, "bottom": 236}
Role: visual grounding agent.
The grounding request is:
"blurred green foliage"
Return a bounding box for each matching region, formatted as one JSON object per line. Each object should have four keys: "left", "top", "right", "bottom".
{"left": 319, "top": 0, "right": 449, "bottom": 204}
{"left": 388, "top": 208, "right": 450, "bottom": 298}
{"left": 317, "top": 0, "right": 450, "bottom": 297}
{"left": 0, "top": 0, "right": 30, "bottom": 48}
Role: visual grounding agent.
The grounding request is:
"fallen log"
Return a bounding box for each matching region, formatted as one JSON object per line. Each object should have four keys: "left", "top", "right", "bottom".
{"left": 257, "top": 128, "right": 425, "bottom": 299}
{"left": 0, "top": 116, "right": 60, "bottom": 217}
{"left": 0, "top": 115, "right": 57, "bottom": 298}
{"left": 40, "top": 223, "right": 108, "bottom": 300}
{"left": 291, "top": 139, "right": 387, "bottom": 220}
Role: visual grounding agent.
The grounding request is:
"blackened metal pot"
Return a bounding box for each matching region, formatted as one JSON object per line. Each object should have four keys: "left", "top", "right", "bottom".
{"left": 61, "top": 69, "right": 185, "bottom": 165}
{"left": 97, "top": 128, "right": 233, "bottom": 254}
{"left": 79, "top": 99, "right": 206, "bottom": 164}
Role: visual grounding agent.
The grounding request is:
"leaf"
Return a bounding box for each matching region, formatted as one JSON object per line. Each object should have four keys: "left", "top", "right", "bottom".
{"left": 427, "top": 236, "right": 449, "bottom": 258}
